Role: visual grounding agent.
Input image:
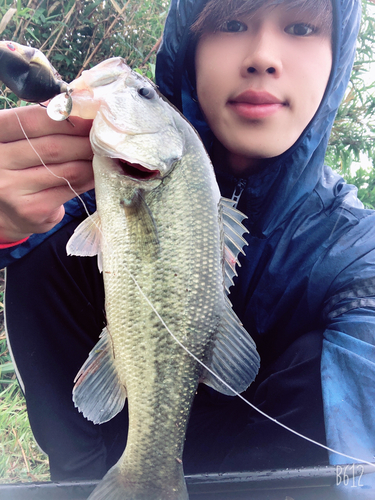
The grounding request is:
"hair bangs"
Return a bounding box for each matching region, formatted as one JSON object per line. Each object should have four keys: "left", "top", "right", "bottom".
{"left": 191, "top": 0, "right": 333, "bottom": 37}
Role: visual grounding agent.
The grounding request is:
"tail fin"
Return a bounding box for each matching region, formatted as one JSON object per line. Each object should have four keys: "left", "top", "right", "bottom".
{"left": 88, "top": 464, "right": 123, "bottom": 500}
{"left": 88, "top": 463, "right": 189, "bottom": 500}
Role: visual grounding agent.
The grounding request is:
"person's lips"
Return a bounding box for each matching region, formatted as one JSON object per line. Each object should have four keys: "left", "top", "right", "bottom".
{"left": 228, "top": 90, "right": 286, "bottom": 119}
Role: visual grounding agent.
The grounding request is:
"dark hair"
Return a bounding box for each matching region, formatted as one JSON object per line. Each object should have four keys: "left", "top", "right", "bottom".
{"left": 191, "top": 0, "right": 333, "bottom": 37}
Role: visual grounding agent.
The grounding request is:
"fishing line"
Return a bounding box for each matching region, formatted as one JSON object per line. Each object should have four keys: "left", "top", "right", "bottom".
{"left": 13, "top": 98, "right": 375, "bottom": 473}
{"left": 0, "top": 91, "right": 93, "bottom": 222}
{"left": 2, "top": 90, "right": 93, "bottom": 217}
{"left": 11, "top": 99, "right": 121, "bottom": 264}
{"left": 13, "top": 110, "right": 93, "bottom": 221}
{"left": 126, "top": 270, "right": 375, "bottom": 470}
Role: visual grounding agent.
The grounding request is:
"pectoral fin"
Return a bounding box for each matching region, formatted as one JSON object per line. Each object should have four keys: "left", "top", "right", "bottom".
{"left": 73, "top": 327, "right": 127, "bottom": 424}
{"left": 66, "top": 211, "right": 103, "bottom": 272}
{"left": 122, "top": 189, "right": 159, "bottom": 259}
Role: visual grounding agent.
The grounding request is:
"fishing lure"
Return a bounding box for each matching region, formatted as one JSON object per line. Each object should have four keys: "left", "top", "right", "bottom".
{"left": 0, "top": 41, "right": 67, "bottom": 102}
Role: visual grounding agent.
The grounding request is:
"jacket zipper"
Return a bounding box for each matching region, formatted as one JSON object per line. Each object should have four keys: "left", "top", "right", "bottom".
{"left": 231, "top": 178, "right": 247, "bottom": 208}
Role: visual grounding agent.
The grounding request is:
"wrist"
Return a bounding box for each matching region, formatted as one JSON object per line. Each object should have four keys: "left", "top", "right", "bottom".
{"left": 0, "top": 212, "right": 33, "bottom": 245}
{"left": 0, "top": 222, "right": 32, "bottom": 246}
{"left": 0, "top": 236, "right": 30, "bottom": 249}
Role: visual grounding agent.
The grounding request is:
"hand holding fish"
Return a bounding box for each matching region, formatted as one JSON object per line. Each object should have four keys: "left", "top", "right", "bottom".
{"left": 0, "top": 105, "right": 94, "bottom": 243}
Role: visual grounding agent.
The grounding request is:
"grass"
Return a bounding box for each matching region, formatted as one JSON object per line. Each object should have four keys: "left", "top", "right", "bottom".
{"left": 0, "top": 269, "right": 50, "bottom": 483}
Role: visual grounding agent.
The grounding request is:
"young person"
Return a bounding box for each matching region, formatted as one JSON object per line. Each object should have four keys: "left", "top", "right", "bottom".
{"left": 1, "top": 0, "right": 374, "bottom": 487}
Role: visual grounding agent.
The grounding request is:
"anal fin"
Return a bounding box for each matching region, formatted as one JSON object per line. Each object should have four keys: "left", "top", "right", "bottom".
{"left": 73, "top": 327, "right": 127, "bottom": 424}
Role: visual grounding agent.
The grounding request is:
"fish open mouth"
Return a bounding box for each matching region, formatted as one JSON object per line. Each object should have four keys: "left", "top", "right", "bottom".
{"left": 118, "top": 159, "right": 160, "bottom": 180}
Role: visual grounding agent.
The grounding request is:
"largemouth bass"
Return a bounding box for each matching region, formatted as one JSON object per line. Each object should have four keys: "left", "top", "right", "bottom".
{"left": 47, "top": 57, "right": 260, "bottom": 500}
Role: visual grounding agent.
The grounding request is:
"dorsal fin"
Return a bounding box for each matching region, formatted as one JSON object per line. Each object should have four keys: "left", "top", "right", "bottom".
{"left": 219, "top": 197, "right": 249, "bottom": 294}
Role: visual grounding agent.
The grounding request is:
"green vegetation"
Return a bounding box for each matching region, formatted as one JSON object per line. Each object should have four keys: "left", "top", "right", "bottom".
{"left": 323, "top": 0, "right": 375, "bottom": 206}
{"left": 0, "top": 0, "right": 374, "bottom": 485}
{"left": 0, "top": 0, "right": 168, "bottom": 96}
{"left": 0, "top": 381, "right": 50, "bottom": 483}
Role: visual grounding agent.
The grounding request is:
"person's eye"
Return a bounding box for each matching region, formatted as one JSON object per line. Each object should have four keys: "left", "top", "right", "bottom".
{"left": 220, "top": 20, "right": 247, "bottom": 33}
{"left": 285, "top": 23, "right": 316, "bottom": 36}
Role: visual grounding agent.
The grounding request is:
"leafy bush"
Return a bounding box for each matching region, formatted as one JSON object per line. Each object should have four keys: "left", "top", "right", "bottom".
{"left": 325, "top": 0, "right": 375, "bottom": 206}
{"left": 0, "top": 0, "right": 168, "bottom": 104}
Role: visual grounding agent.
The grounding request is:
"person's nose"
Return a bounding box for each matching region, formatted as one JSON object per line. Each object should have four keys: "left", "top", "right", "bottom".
{"left": 241, "top": 25, "right": 283, "bottom": 78}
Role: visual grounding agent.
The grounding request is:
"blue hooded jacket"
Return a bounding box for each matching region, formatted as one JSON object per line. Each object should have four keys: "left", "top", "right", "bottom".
{"left": 155, "top": 0, "right": 375, "bottom": 481}
{"left": 1, "top": 0, "right": 374, "bottom": 485}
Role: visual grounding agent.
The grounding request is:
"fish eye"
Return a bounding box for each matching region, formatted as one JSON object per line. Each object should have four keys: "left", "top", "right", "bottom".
{"left": 220, "top": 20, "right": 247, "bottom": 33}
{"left": 138, "top": 87, "right": 156, "bottom": 100}
{"left": 7, "top": 43, "right": 16, "bottom": 51}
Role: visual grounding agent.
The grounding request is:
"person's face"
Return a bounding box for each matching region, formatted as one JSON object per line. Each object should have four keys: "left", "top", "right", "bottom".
{"left": 195, "top": 2, "right": 332, "bottom": 174}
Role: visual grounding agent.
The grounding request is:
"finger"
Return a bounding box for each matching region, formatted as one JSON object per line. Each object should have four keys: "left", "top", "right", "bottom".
{"left": 2, "top": 204, "right": 67, "bottom": 238}
{"left": 16, "top": 181, "right": 94, "bottom": 233}
{"left": 0, "top": 159, "right": 94, "bottom": 217}
{"left": 0, "top": 105, "right": 92, "bottom": 143}
{"left": 1, "top": 134, "right": 93, "bottom": 170}
{"left": 22, "top": 181, "right": 95, "bottom": 217}
{"left": 0, "top": 159, "right": 94, "bottom": 201}
{"left": 17, "top": 160, "right": 95, "bottom": 196}
{"left": 0, "top": 168, "right": 94, "bottom": 237}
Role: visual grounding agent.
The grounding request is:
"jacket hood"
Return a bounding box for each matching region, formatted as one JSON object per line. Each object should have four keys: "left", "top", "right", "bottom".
{"left": 156, "top": 0, "right": 362, "bottom": 237}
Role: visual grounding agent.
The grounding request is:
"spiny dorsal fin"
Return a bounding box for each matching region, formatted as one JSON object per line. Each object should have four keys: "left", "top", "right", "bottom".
{"left": 219, "top": 197, "right": 249, "bottom": 294}
{"left": 199, "top": 298, "right": 260, "bottom": 395}
{"left": 73, "top": 327, "right": 127, "bottom": 424}
{"left": 66, "top": 211, "right": 103, "bottom": 272}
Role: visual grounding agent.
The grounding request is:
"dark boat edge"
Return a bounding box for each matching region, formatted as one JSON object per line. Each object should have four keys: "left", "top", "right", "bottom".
{"left": 0, "top": 463, "right": 374, "bottom": 499}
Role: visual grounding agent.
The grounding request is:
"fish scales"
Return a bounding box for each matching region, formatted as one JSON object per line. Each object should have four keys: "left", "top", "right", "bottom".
{"left": 55, "top": 57, "right": 260, "bottom": 499}
{"left": 94, "top": 139, "right": 223, "bottom": 492}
